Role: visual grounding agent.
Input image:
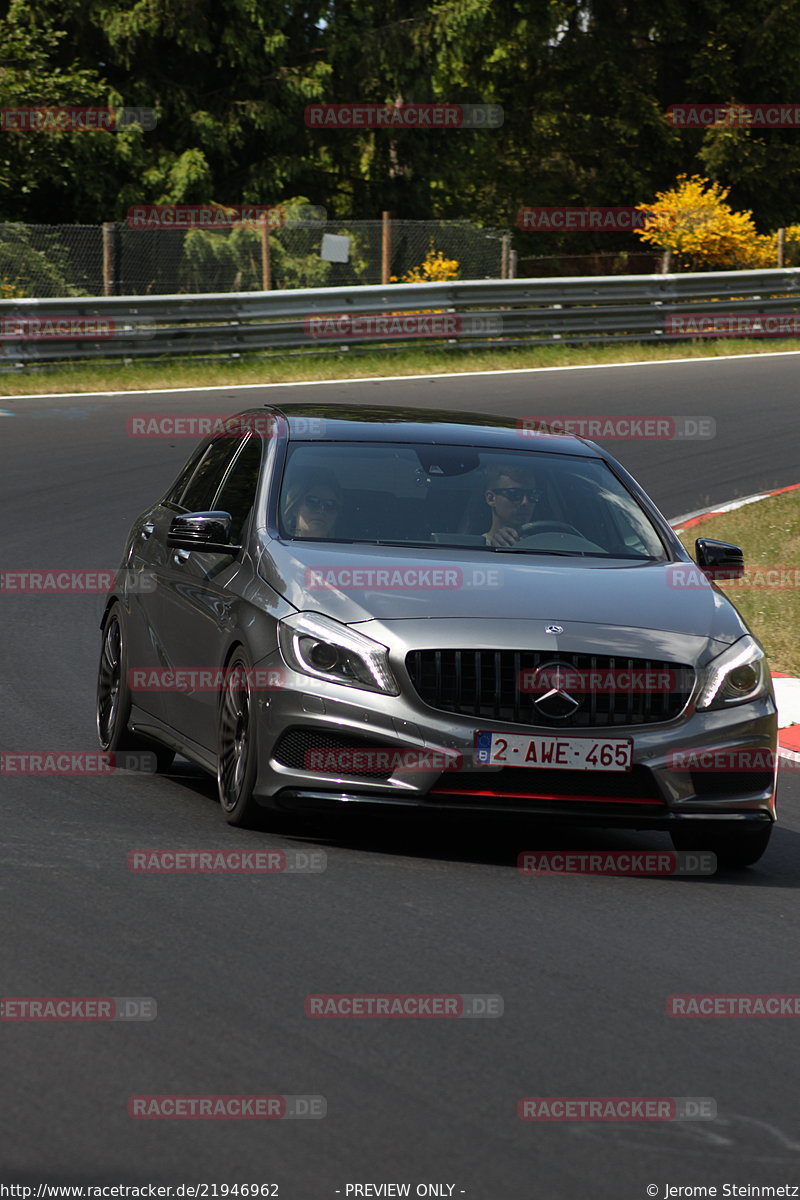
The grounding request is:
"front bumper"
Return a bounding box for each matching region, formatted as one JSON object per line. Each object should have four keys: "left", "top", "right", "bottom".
{"left": 250, "top": 652, "right": 778, "bottom": 827}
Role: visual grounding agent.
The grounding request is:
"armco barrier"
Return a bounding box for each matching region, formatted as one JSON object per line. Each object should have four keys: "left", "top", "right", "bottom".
{"left": 1, "top": 268, "right": 800, "bottom": 366}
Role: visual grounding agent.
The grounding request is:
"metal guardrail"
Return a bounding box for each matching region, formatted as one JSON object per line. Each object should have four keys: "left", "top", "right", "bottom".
{"left": 2, "top": 269, "right": 800, "bottom": 366}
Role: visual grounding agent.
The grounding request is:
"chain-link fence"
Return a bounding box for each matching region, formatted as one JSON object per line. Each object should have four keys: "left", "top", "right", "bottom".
{"left": 0, "top": 220, "right": 670, "bottom": 298}
{"left": 0, "top": 219, "right": 512, "bottom": 297}
{"left": 518, "top": 251, "right": 664, "bottom": 276}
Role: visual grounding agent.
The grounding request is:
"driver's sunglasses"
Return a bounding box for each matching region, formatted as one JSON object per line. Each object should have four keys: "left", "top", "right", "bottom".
{"left": 492, "top": 487, "right": 541, "bottom": 504}
{"left": 303, "top": 493, "right": 339, "bottom": 513}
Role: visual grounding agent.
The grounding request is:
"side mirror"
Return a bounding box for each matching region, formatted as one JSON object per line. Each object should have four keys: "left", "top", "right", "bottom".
{"left": 167, "top": 511, "right": 241, "bottom": 555}
{"left": 695, "top": 537, "right": 745, "bottom": 581}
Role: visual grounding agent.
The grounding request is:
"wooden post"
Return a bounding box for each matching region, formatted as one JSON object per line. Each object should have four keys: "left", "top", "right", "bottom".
{"left": 660, "top": 249, "right": 673, "bottom": 275}
{"left": 260, "top": 213, "right": 271, "bottom": 291}
{"left": 509, "top": 249, "right": 518, "bottom": 280}
{"left": 381, "top": 210, "right": 391, "bottom": 284}
{"left": 501, "top": 234, "right": 510, "bottom": 279}
{"left": 102, "top": 222, "right": 116, "bottom": 296}
{"left": 777, "top": 227, "right": 786, "bottom": 268}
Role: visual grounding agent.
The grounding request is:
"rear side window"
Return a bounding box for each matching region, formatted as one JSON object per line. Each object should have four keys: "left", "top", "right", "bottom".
{"left": 178, "top": 437, "right": 247, "bottom": 512}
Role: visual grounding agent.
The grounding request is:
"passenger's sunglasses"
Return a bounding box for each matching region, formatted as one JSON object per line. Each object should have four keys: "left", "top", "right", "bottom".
{"left": 491, "top": 487, "right": 541, "bottom": 504}
{"left": 303, "top": 493, "right": 339, "bottom": 513}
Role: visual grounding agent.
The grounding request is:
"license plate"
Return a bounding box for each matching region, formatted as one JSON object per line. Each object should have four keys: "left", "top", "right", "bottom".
{"left": 475, "top": 731, "right": 632, "bottom": 771}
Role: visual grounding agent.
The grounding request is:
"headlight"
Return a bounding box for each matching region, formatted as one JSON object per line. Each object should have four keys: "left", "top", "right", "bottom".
{"left": 278, "top": 612, "right": 399, "bottom": 695}
{"left": 696, "top": 635, "right": 770, "bottom": 710}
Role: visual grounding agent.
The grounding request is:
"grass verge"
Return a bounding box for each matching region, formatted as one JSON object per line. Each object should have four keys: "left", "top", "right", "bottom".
{"left": 2, "top": 338, "right": 800, "bottom": 397}
{"left": 676, "top": 490, "right": 800, "bottom": 676}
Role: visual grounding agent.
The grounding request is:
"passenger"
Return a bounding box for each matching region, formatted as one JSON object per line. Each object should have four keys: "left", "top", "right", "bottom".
{"left": 282, "top": 469, "right": 343, "bottom": 538}
{"left": 481, "top": 465, "right": 540, "bottom": 547}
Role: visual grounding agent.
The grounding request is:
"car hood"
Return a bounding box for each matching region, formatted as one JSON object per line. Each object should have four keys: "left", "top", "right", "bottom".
{"left": 259, "top": 540, "right": 748, "bottom": 646}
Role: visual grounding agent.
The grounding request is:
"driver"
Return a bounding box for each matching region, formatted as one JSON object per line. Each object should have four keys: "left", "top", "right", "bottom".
{"left": 282, "top": 469, "right": 343, "bottom": 538}
{"left": 482, "top": 464, "right": 540, "bottom": 547}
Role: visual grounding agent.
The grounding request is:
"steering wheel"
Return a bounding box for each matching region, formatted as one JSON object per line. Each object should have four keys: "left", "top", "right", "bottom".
{"left": 520, "top": 520, "right": 584, "bottom": 537}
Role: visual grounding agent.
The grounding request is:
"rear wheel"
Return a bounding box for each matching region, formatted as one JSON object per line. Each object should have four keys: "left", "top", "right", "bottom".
{"left": 96, "top": 603, "right": 176, "bottom": 772}
{"left": 217, "top": 649, "right": 262, "bottom": 826}
{"left": 670, "top": 821, "right": 772, "bottom": 869}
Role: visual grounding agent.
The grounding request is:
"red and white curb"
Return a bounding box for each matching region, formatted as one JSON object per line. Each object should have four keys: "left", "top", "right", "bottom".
{"left": 671, "top": 481, "right": 800, "bottom": 764}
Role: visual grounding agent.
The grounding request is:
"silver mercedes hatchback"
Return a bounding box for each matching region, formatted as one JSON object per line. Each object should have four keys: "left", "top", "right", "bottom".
{"left": 97, "top": 405, "right": 778, "bottom": 867}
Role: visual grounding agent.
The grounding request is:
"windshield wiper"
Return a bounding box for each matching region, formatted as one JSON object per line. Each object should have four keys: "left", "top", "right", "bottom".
{"left": 366, "top": 539, "right": 497, "bottom": 551}
{"left": 501, "top": 548, "right": 587, "bottom": 556}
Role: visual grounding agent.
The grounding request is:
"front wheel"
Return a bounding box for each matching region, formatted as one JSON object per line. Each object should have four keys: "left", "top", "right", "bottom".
{"left": 96, "top": 603, "right": 175, "bottom": 772}
{"left": 670, "top": 822, "right": 773, "bottom": 869}
{"left": 217, "top": 649, "right": 262, "bottom": 826}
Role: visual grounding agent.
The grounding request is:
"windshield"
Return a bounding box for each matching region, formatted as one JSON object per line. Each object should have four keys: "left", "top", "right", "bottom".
{"left": 277, "top": 442, "right": 667, "bottom": 559}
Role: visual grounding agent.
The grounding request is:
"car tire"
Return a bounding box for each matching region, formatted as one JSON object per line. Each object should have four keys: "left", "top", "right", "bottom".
{"left": 670, "top": 822, "right": 773, "bottom": 869}
{"left": 96, "top": 603, "right": 176, "bottom": 773}
{"left": 217, "top": 648, "right": 262, "bottom": 827}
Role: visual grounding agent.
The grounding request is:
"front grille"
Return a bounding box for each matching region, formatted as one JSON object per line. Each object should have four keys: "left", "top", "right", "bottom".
{"left": 406, "top": 650, "right": 694, "bottom": 727}
{"left": 272, "top": 729, "right": 394, "bottom": 778}
{"left": 429, "top": 765, "right": 663, "bottom": 803}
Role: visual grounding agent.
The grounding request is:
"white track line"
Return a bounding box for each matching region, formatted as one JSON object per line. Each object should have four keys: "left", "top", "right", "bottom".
{"left": 5, "top": 347, "right": 800, "bottom": 401}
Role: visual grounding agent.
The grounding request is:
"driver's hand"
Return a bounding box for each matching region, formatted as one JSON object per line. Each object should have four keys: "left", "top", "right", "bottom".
{"left": 487, "top": 525, "right": 520, "bottom": 547}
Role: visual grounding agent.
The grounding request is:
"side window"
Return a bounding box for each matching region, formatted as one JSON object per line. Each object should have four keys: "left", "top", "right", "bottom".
{"left": 212, "top": 435, "right": 263, "bottom": 539}
{"left": 163, "top": 443, "right": 209, "bottom": 507}
{"left": 179, "top": 437, "right": 247, "bottom": 512}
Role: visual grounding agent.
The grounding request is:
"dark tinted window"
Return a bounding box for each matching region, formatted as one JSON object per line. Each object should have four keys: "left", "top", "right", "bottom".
{"left": 179, "top": 437, "right": 246, "bottom": 512}
{"left": 278, "top": 442, "right": 666, "bottom": 558}
{"left": 164, "top": 443, "right": 209, "bottom": 507}
{"left": 213, "top": 435, "right": 263, "bottom": 540}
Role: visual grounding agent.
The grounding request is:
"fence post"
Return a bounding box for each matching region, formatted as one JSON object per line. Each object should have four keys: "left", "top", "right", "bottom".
{"left": 777, "top": 227, "right": 786, "bottom": 268}
{"left": 501, "top": 234, "right": 510, "bottom": 279}
{"left": 381, "top": 211, "right": 392, "bottom": 284}
{"left": 660, "top": 249, "right": 673, "bottom": 274}
{"left": 261, "top": 215, "right": 272, "bottom": 290}
{"left": 102, "top": 222, "right": 116, "bottom": 296}
{"left": 509, "top": 249, "right": 518, "bottom": 280}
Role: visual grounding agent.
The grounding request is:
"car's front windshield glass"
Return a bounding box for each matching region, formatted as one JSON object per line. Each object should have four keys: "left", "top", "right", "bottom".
{"left": 277, "top": 442, "right": 666, "bottom": 559}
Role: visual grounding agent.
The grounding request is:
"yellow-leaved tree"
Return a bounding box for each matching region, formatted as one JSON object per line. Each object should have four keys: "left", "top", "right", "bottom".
{"left": 635, "top": 176, "right": 776, "bottom": 270}
{"left": 392, "top": 249, "right": 460, "bottom": 283}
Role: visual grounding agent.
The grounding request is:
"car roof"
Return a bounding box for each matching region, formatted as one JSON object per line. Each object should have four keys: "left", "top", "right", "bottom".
{"left": 243, "top": 403, "right": 602, "bottom": 456}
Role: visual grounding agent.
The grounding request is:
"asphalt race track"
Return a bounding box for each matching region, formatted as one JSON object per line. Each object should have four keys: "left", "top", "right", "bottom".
{"left": 2, "top": 352, "right": 799, "bottom": 1198}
